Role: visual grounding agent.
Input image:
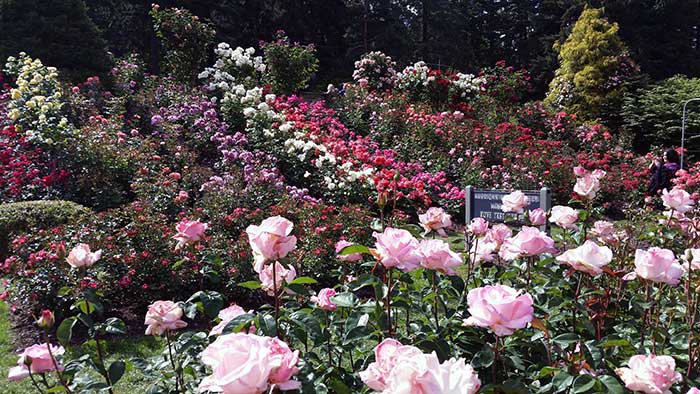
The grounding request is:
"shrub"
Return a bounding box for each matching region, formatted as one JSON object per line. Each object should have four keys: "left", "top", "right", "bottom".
{"left": 622, "top": 75, "right": 700, "bottom": 151}
{"left": 261, "top": 31, "right": 319, "bottom": 94}
{"left": 150, "top": 4, "right": 216, "bottom": 85}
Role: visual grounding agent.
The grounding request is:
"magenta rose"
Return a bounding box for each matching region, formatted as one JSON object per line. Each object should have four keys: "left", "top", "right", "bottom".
{"left": 259, "top": 261, "right": 297, "bottom": 296}
{"left": 144, "top": 300, "right": 187, "bottom": 336}
{"left": 335, "top": 240, "right": 362, "bottom": 262}
{"left": 467, "top": 217, "right": 489, "bottom": 236}
{"left": 616, "top": 354, "right": 682, "bottom": 394}
{"left": 66, "top": 243, "right": 102, "bottom": 268}
{"left": 499, "top": 226, "right": 556, "bottom": 261}
{"left": 209, "top": 304, "right": 254, "bottom": 336}
{"left": 372, "top": 227, "right": 422, "bottom": 272}
{"left": 501, "top": 190, "right": 529, "bottom": 213}
{"left": 549, "top": 206, "right": 579, "bottom": 229}
{"left": 624, "top": 248, "right": 684, "bottom": 285}
{"left": 528, "top": 208, "right": 547, "bottom": 226}
{"left": 7, "top": 343, "right": 65, "bottom": 381}
{"left": 556, "top": 240, "right": 613, "bottom": 276}
{"left": 463, "top": 284, "right": 534, "bottom": 336}
{"left": 417, "top": 239, "right": 463, "bottom": 275}
{"left": 173, "top": 219, "right": 208, "bottom": 250}
{"left": 311, "top": 288, "right": 337, "bottom": 311}
{"left": 246, "top": 216, "right": 297, "bottom": 272}
{"left": 418, "top": 207, "right": 452, "bottom": 236}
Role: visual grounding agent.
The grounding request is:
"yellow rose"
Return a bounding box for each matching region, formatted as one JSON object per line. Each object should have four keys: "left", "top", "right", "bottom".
{"left": 10, "top": 89, "right": 21, "bottom": 100}
{"left": 8, "top": 109, "right": 20, "bottom": 120}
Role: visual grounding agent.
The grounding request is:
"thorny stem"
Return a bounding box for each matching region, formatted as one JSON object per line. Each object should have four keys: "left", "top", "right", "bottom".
{"left": 44, "top": 333, "right": 72, "bottom": 393}
{"left": 433, "top": 271, "right": 440, "bottom": 331}
{"left": 94, "top": 337, "right": 115, "bottom": 394}
{"left": 27, "top": 368, "right": 45, "bottom": 394}
{"left": 166, "top": 330, "right": 185, "bottom": 393}
{"left": 385, "top": 269, "right": 394, "bottom": 336}
{"left": 273, "top": 261, "right": 281, "bottom": 338}
{"left": 572, "top": 272, "right": 583, "bottom": 334}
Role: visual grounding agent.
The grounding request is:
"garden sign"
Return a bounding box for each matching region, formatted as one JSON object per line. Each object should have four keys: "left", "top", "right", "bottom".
{"left": 465, "top": 186, "right": 551, "bottom": 230}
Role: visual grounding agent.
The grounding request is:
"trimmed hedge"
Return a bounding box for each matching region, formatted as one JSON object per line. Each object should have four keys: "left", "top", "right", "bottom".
{"left": 0, "top": 200, "right": 91, "bottom": 259}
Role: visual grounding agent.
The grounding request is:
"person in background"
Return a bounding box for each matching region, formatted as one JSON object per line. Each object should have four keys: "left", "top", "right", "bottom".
{"left": 648, "top": 148, "right": 681, "bottom": 196}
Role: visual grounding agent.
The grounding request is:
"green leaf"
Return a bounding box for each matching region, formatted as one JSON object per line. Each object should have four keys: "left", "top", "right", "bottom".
{"left": 74, "top": 300, "right": 97, "bottom": 315}
{"left": 103, "top": 318, "right": 127, "bottom": 335}
{"left": 257, "top": 314, "right": 277, "bottom": 337}
{"left": 57, "top": 286, "right": 72, "bottom": 297}
{"left": 330, "top": 292, "right": 358, "bottom": 308}
{"left": 598, "top": 375, "right": 624, "bottom": 394}
{"left": 327, "top": 378, "right": 352, "bottom": 394}
{"left": 238, "top": 281, "right": 262, "bottom": 290}
{"left": 572, "top": 374, "right": 596, "bottom": 393}
{"left": 290, "top": 311, "right": 323, "bottom": 345}
{"left": 222, "top": 313, "right": 256, "bottom": 334}
{"left": 552, "top": 371, "right": 574, "bottom": 393}
{"left": 171, "top": 258, "right": 187, "bottom": 270}
{"left": 200, "top": 291, "right": 225, "bottom": 319}
{"left": 339, "top": 244, "right": 371, "bottom": 255}
{"left": 553, "top": 333, "right": 581, "bottom": 347}
{"left": 289, "top": 277, "right": 318, "bottom": 285}
{"left": 57, "top": 317, "right": 77, "bottom": 346}
{"left": 108, "top": 361, "right": 126, "bottom": 384}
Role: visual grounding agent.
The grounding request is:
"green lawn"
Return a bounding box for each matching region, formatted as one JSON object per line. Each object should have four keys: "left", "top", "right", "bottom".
{"left": 0, "top": 302, "right": 159, "bottom": 393}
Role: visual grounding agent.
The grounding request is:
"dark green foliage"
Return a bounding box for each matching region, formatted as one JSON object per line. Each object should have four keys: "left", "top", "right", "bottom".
{"left": 0, "top": 0, "right": 111, "bottom": 80}
{"left": 262, "top": 31, "right": 319, "bottom": 94}
{"left": 622, "top": 76, "right": 700, "bottom": 153}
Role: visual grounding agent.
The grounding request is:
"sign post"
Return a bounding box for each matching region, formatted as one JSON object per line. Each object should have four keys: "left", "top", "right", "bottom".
{"left": 465, "top": 186, "right": 551, "bottom": 232}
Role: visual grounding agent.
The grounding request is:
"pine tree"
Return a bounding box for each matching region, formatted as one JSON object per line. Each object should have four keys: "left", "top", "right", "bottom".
{"left": 545, "top": 6, "right": 633, "bottom": 123}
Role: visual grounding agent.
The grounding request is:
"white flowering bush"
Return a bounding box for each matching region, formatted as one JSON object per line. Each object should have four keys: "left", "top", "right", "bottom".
{"left": 449, "top": 72, "right": 485, "bottom": 100}
{"left": 352, "top": 51, "right": 398, "bottom": 91}
{"left": 3, "top": 53, "right": 73, "bottom": 145}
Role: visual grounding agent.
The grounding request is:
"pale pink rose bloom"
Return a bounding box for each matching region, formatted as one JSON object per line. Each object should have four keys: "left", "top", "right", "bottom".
{"left": 528, "top": 208, "right": 547, "bottom": 226}
{"left": 591, "top": 220, "right": 615, "bottom": 241}
{"left": 209, "top": 304, "right": 254, "bottom": 336}
{"left": 144, "top": 300, "right": 187, "bottom": 336}
{"left": 382, "top": 351, "right": 444, "bottom": 394}
{"left": 463, "top": 284, "right": 534, "bottom": 336}
{"left": 246, "top": 216, "right": 297, "bottom": 272}
{"left": 501, "top": 190, "right": 529, "bottom": 214}
{"left": 335, "top": 240, "right": 362, "bottom": 262}
{"left": 418, "top": 207, "right": 452, "bottom": 236}
{"left": 623, "top": 248, "right": 684, "bottom": 285}
{"left": 359, "top": 339, "right": 423, "bottom": 391}
{"left": 7, "top": 343, "right": 65, "bottom": 381}
{"left": 661, "top": 188, "right": 694, "bottom": 213}
{"left": 486, "top": 224, "right": 513, "bottom": 245}
{"left": 574, "top": 173, "right": 601, "bottom": 200}
{"left": 615, "top": 354, "right": 682, "bottom": 394}
{"left": 683, "top": 249, "right": 700, "bottom": 272}
{"left": 467, "top": 217, "right": 489, "bottom": 236}
{"left": 66, "top": 243, "right": 102, "bottom": 268}
{"left": 499, "top": 226, "right": 556, "bottom": 261}
{"left": 259, "top": 262, "right": 297, "bottom": 296}
{"left": 470, "top": 240, "right": 498, "bottom": 264}
{"left": 549, "top": 205, "right": 579, "bottom": 229}
{"left": 417, "top": 239, "right": 463, "bottom": 275}
{"left": 372, "top": 227, "right": 422, "bottom": 272}
{"left": 311, "top": 288, "right": 337, "bottom": 311}
{"left": 687, "top": 388, "right": 700, "bottom": 394}
{"left": 591, "top": 169, "right": 606, "bottom": 179}
{"left": 173, "top": 219, "right": 208, "bottom": 250}
{"left": 435, "top": 358, "right": 481, "bottom": 394}
{"left": 573, "top": 166, "right": 587, "bottom": 177}
{"left": 198, "top": 333, "right": 299, "bottom": 393}
{"left": 556, "top": 240, "right": 613, "bottom": 275}
{"left": 266, "top": 336, "right": 302, "bottom": 390}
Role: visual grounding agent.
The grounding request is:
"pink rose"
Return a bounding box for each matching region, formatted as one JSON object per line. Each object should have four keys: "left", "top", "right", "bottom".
{"left": 470, "top": 240, "right": 498, "bottom": 264}
{"left": 556, "top": 240, "right": 613, "bottom": 275}
{"left": 499, "top": 226, "right": 556, "bottom": 260}
{"left": 382, "top": 351, "right": 444, "bottom": 393}
{"left": 259, "top": 261, "right": 297, "bottom": 296}
{"left": 574, "top": 173, "right": 601, "bottom": 200}
{"left": 463, "top": 284, "right": 534, "bottom": 336}
{"left": 417, "top": 239, "right": 463, "bottom": 275}
{"left": 467, "top": 217, "right": 489, "bottom": 236}
{"left": 436, "top": 357, "right": 481, "bottom": 394}
{"left": 311, "top": 288, "right": 337, "bottom": 311}
{"left": 418, "top": 207, "right": 452, "bottom": 236}
{"left": 198, "top": 333, "right": 300, "bottom": 393}
{"left": 688, "top": 388, "right": 700, "bottom": 394}
{"left": 36, "top": 309, "right": 55, "bottom": 329}
{"left": 169, "top": 172, "right": 181, "bottom": 180}
{"left": 173, "top": 219, "right": 208, "bottom": 250}
{"left": 209, "top": 304, "right": 254, "bottom": 336}
{"left": 144, "top": 300, "right": 187, "bottom": 336}
{"left": 624, "top": 248, "right": 684, "bottom": 285}
{"left": 528, "top": 208, "right": 547, "bottom": 226}
{"left": 246, "top": 216, "right": 297, "bottom": 272}
{"left": 7, "top": 343, "right": 65, "bottom": 381}
{"left": 661, "top": 188, "right": 694, "bottom": 213}
{"left": 591, "top": 220, "right": 615, "bottom": 241}
{"left": 501, "top": 190, "right": 529, "bottom": 213}
{"left": 372, "top": 227, "right": 422, "bottom": 272}
{"left": 549, "top": 205, "right": 579, "bottom": 229}
{"left": 486, "top": 224, "right": 513, "bottom": 245}
{"left": 66, "top": 243, "right": 102, "bottom": 268}
{"left": 573, "top": 166, "right": 587, "bottom": 177}
{"left": 615, "top": 354, "right": 682, "bottom": 394}
{"left": 360, "top": 339, "right": 419, "bottom": 391}
{"left": 335, "top": 240, "right": 362, "bottom": 262}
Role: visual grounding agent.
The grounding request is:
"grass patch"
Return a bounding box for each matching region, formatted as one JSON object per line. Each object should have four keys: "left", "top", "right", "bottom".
{"left": 0, "top": 302, "right": 159, "bottom": 393}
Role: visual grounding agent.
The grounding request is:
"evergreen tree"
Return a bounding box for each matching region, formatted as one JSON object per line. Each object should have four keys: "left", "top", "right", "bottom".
{"left": 0, "top": 0, "right": 111, "bottom": 80}
{"left": 545, "top": 6, "right": 633, "bottom": 123}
